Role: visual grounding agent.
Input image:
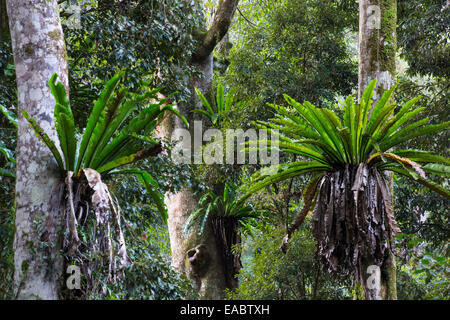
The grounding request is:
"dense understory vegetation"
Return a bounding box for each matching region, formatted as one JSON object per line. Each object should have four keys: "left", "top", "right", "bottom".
{"left": 0, "top": 0, "right": 448, "bottom": 300}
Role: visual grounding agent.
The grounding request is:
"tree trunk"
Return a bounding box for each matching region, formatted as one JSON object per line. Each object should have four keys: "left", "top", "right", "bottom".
{"left": 358, "top": 0, "right": 397, "bottom": 300}
{"left": 162, "top": 55, "right": 229, "bottom": 299}
{"left": 358, "top": 254, "right": 397, "bottom": 300}
{"left": 358, "top": 0, "right": 397, "bottom": 104}
{"left": 162, "top": 0, "right": 239, "bottom": 299}
{"left": 7, "top": 0, "right": 69, "bottom": 300}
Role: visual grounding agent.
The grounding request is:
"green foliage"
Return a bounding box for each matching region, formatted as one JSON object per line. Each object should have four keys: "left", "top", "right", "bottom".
{"left": 104, "top": 219, "right": 197, "bottom": 299}
{"left": 0, "top": 37, "right": 15, "bottom": 109}
{"left": 184, "top": 182, "right": 259, "bottom": 236}
{"left": 64, "top": 0, "right": 203, "bottom": 128}
{"left": 392, "top": 66, "right": 449, "bottom": 268}
{"left": 224, "top": 0, "right": 358, "bottom": 129}
{"left": 0, "top": 104, "right": 16, "bottom": 128}
{"left": 193, "top": 83, "right": 240, "bottom": 126}
{"left": 226, "top": 222, "right": 351, "bottom": 300}
{"left": 237, "top": 80, "right": 449, "bottom": 287}
{"left": 241, "top": 79, "right": 450, "bottom": 202}
{"left": 391, "top": 75, "right": 449, "bottom": 300}
{"left": 395, "top": 77, "right": 449, "bottom": 154}
{"left": 0, "top": 0, "right": 446, "bottom": 301}
{"left": 58, "top": 183, "right": 185, "bottom": 299}
{"left": 23, "top": 72, "right": 187, "bottom": 220}
{"left": 112, "top": 175, "right": 198, "bottom": 300}
{"left": 395, "top": 175, "right": 449, "bottom": 249}
{"left": 106, "top": 243, "right": 198, "bottom": 300}
{"left": 111, "top": 169, "right": 168, "bottom": 223}
{"left": 71, "top": 173, "right": 198, "bottom": 300}
{"left": 0, "top": 32, "right": 15, "bottom": 299}
{"left": 0, "top": 194, "right": 14, "bottom": 299}
{"left": 395, "top": 233, "right": 450, "bottom": 300}
{"left": 398, "top": 0, "right": 449, "bottom": 78}
{"left": 0, "top": 104, "right": 16, "bottom": 178}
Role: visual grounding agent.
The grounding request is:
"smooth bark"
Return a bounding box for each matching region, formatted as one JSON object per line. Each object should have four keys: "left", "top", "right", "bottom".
{"left": 160, "top": 55, "right": 229, "bottom": 299}
{"left": 162, "top": 0, "right": 239, "bottom": 299}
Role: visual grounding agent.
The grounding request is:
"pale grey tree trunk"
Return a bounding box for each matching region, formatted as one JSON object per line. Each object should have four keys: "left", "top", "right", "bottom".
{"left": 7, "top": 0, "right": 69, "bottom": 299}
{"left": 357, "top": 0, "right": 397, "bottom": 300}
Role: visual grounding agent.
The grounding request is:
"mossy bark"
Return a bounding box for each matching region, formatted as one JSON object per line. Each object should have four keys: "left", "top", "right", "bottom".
{"left": 385, "top": 254, "right": 397, "bottom": 299}
{"left": 353, "top": 281, "right": 365, "bottom": 300}
{"left": 358, "top": 0, "right": 397, "bottom": 104}
{"left": 358, "top": 0, "right": 397, "bottom": 300}
{"left": 357, "top": 254, "right": 397, "bottom": 300}
{"left": 192, "top": 0, "right": 239, "bottom": 62}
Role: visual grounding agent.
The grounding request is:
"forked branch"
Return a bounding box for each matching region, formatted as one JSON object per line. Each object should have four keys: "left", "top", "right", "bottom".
{"left": 193, "top": 0, "right": 240, "bottom": 62}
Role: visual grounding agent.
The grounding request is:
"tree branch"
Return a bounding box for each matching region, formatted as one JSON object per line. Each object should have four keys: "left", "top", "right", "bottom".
{"left": 236, "top": 6, "right": 256, "bottom": 27}
{"left": 280, "top": 183, "right": 318, "bottom": 254}
{"left": 192, "top": 0, "right": 239, "bottom": 62}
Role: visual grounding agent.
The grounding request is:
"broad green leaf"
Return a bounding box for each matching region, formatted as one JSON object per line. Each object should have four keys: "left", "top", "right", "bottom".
{"left": 0, "top": 104, "right": 17, "bottom": 128}
{"left": 54, "top": 103, "right": 76, "bottom": 170}
{"left": 0, "top": 168, "right": 15, "bottom": 178}
{"left": 380, "top": 121, "right": 450, "bottom": 151}
{"left": 0, "top": 141, "right": 15, "bottom": 163}
{"left": 195, "top": 87, "right": 215, "bottom": 115}
{"left": 239, "top": 161, "right": 330, "bottom": 204}
{"left": 385, "top": 166, "right": 450, "bottom": 199}
{"left": 76, "top": 70, "right": 125, "bottom": 174}
{"left": 216, "top": 83, "right": 224, "bottom": 113}
{"left": 422, "top": 163, "right": 450, "bottom": 177}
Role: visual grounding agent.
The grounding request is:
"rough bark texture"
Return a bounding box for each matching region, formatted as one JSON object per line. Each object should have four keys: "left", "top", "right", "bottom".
{"left": 358, "top": 0, "right": 397, "bottom": 300}
{"left": 358, "top": 0, "right": 397, "bottom": 103}
{"left": 7, "top": 0, "right": 68, "bottom": 299}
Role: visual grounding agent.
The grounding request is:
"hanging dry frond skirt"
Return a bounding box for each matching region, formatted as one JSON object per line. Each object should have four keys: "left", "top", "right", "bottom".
{"left": 311, "top": 164, "right": 400, "bottom": 283}
{"left": 63, "top": 168, "right": 131, "bottom": 294}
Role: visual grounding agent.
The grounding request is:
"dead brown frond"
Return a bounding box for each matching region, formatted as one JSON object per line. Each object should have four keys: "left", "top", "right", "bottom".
{"left": 311, "top": 164, "right": 400, "bottom": 282}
